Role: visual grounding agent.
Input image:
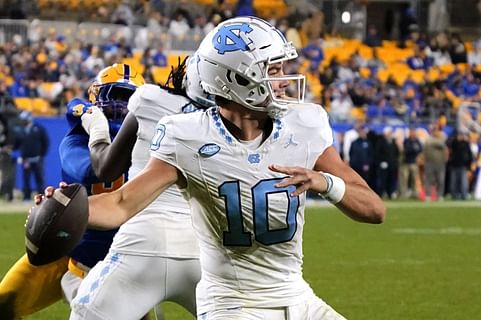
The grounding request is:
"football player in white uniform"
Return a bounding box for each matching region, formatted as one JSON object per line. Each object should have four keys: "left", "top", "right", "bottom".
{"left": 69, "top": 56, "right": 214, "bottom": 319}
{"left": 42, "top": 16, "right": 385, "bottom": 319}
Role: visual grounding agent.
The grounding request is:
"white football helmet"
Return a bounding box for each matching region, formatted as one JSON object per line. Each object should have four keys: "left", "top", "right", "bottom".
{"left": 184, "top": 53, "right": 216, "bottom": 109}
{"left": 196, "top": 16, "right": 305, "bottom": 119}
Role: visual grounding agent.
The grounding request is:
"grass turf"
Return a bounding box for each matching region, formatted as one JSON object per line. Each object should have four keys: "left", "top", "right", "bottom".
{"left": 1, "top": 201, "right": 480, "bottom": 319}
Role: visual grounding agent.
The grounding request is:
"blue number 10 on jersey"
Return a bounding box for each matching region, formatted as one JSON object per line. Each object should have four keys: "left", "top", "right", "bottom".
{"left": 218, "top": 178, "right": 299, "bottom": 246}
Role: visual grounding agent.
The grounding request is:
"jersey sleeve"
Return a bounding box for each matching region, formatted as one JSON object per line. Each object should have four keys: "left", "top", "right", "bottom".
{"left": 295, "top": 103, "right": 333, "bottom": 153}
{"left": 149, "top": 116, "right": 183, "bottom": 173}
{"left": 317, "top": 106, "right": 334, "bottom": 151}
{"left": 127, "top": 86, "right": 142, "bottom": 115}
{"left": 59, "top": 135, "right": 97, "bottom": 184}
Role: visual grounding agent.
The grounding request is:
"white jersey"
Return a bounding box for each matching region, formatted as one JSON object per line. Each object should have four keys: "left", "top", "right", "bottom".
{"left": 150, "top": 103, "right": 333, "bottom": 313}
{"left": 110, "top": 84, "right": 200, "bottom": 258}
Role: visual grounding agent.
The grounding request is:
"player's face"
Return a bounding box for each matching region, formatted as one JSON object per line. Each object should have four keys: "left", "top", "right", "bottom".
{"left": 267, "top": 62, "right": 289, "bottom": 100}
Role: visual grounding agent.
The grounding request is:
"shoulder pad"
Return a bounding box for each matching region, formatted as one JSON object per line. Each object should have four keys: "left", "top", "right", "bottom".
{"left": 285, "top": 103, "right": 328, "bottom": 128}
{"left": 136, "top": 84, "right": 163, "bottom": 101}
{"left": 66, "top": 98, "right": 92, "bottom": 129}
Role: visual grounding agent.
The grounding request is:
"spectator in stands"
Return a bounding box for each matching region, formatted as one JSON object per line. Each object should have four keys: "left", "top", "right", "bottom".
{"left": 374, "top": 127, "right": 400, "bottom": 198}
{"left": 193, "top": 14, "right": 210, "bottom": 39}
{"left": 342, "top": 120, "right": 365, "bottom": 163}
{"left": 151, "top": 43, "right": 167, "bottom": 67}
{"left": 208, "top": 0, "right": 234, "bottom": 22}
{"left": 422, "top": 124, "right": 448, "bottom": 201}
{"left": 364, "top": 24, "right": 382, "bottom": 47}
{"left": 15, "top": 111, "right": 49, "bottom": 201}
{"left": 337, "top": 59, "right": 357, "bottom": 82}
{"left": 8, "top": 74, "right": 31, "bottom": 97}
{"left": 235, "top": 0, "right": 254, "bottom": 17}
{"left": 0, "top": 111, "right": 15, "bottom": 201}
{"left": 82, "top": 46, "right": 105, "bottom": 75}
{"left": 467, "top": 39, "right": 481, "bottom": 66}
{"left": 349, "top": 124, "right": 372, "bottom": 184}
{"left": 407, "top": 46, "right": 430, "bottom": 70}
{"left": 302, "top": 9, "right": 324, "bottom": 42}
{"left": 111, "top": 0, "right": 135, "bottom": 26}
{"left": 329, "top": 84, "right": 354, "bottom": 123}
{"left": 301, "top": 38, "right": 324, "bottom": 74}
{"left": 429, "top": 32, "right": 452, "bottom": 66}
{"left": 171, "top": 0, "right": 195, "bottom": 28}
{"left": 366, "top": 48, "right": 386, "bottom": 70}
{"left": 169, "top": 12, "right": 190, "bottom": 39}
{"left": 279, "top": 19, "right": 303, "bottom": 50}
{"left": 449, "top": 33, "right": 468, "bottom": 64}
{"left": 399, "top": 127, "right": 423, "bottom": 199}
{"left": 448, "top": 129, "right": 473, "bottom": 199}
{"left": 399, "top": 4, "right": 418, "bottom": 47}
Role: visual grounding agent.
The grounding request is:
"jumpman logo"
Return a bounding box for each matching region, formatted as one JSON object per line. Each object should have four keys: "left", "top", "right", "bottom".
{"left": 283, "top": 134, "right": 299, "bottom": 148}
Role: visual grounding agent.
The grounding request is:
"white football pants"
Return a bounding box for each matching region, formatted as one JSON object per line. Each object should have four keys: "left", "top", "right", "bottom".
{"left": 69, "top": 252, "right": 201, "bottom": 320}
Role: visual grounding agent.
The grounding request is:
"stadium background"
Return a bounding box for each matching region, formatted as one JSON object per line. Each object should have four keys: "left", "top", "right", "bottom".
{"left": 0, "top": 0, "right": 481, "bottom": 319}
{"left": 1, "top": 0, "right": 481, "bottom": 199}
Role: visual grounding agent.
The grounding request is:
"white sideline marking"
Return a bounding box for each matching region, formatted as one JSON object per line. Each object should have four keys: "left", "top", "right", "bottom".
{"left": 306, "top": 199, "right": 481, "bottom": 209}
{"left": 393, "top": 227, "right": 481, "bottom": 235}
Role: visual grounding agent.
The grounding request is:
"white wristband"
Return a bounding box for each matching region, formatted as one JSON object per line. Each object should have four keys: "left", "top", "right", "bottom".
{"left": 81, "top": 106, "right": 111, "bottom": 150}
{"left": 88, "top": 128, "right": 111, "bottom": 150}
{"left": 319, "top": 172, "right": 346, "bottom": 204}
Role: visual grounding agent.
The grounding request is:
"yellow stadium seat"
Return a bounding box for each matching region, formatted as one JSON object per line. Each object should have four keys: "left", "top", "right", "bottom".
{"left": 14, "top": 98, "right": 33, "bottom": 112}
{"left": 410, "top": 70, "right": 425, "bottom": 84}
{"left": 39, "top": 82, "right": 57, "bottom": 96}
{"left": 121, "top": 58, "right": 145, "bottom": 75}
{"left": 376, "top": 69, "right": 390, "bottom": 83}
{"left": 359, "top": 67, "right": 371, "bottom": 78}
{"left": 439, "top": 64, "right": 455, "bottom": 75}
{"left": 427, "top": 68, "right": 441, "bottom": 82}
{"left": 456, "top": 63, "right": 467, "bottom": 73}
{"left": 151, "top": 66, "right": 171, "bottom": 85}
{"left": 254, "top": 0, "right": 287, "bottom": 19}
{"left": 167, "top": 54, "right": 187, "bottom": 69}
{"left": 32, "top": 98, "right": 55, "bottom": 116}
{"left": 351, "top": 107, "right": 366, "bottom": 121}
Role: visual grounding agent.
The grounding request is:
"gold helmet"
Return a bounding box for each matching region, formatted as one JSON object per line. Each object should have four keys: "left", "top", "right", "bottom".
{"left": 88, "top": 63, "right": 145, "bottom": 130}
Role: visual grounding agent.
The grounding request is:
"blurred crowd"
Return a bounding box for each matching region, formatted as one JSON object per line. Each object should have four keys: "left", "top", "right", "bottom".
{"left": 336, "top": 122, "right": 479, "bottom": 201}
{"left": 1, "top": 0, "right": 481, "bottom": 201}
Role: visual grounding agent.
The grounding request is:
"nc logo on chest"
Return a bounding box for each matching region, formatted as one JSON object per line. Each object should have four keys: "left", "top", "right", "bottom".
{"left": 248, "top": 153, "right": 261, "bottom": 164}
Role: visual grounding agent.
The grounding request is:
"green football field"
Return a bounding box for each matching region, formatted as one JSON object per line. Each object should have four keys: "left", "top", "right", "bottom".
{"left": 1, "top": 201, "right": 480, "bottom": 319}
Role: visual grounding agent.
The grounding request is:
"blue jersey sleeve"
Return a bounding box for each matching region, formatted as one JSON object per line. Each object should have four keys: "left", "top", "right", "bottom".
{"left": 59, "top": 132, "right": 98, "bottom": 185}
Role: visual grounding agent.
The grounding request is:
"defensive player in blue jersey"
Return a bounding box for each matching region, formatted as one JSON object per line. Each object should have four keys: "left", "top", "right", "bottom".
{"left": 0, "top": 63, "right": 144, "bottom": 319}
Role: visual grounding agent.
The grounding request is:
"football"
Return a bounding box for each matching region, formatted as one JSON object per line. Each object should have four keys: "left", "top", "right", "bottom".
{"left": 25, "top": 183, "right": 89, "bottom": 266}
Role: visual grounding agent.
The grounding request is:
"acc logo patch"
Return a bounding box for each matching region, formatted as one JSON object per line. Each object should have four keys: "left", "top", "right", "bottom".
{"left": 199, "top": 143, "right": 221, "bottom": 158}
{"left": 213, "top": 23, "right": 253, "bottom": 54}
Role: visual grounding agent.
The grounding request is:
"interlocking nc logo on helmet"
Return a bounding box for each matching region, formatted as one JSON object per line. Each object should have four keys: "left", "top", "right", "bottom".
{"left": 213, "top": 23, "right": 253, "bottom": 54}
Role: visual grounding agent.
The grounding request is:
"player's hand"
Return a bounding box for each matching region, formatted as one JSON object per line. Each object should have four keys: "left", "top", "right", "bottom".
{"left": 29, "top": 182, "right": 68, "bottom": 227}
{"left": 80, "top": 105, "right": 109, "bottom": 135}
{"left": 33, "top": 182, "right": 69, "bottom": 205}
{"left": 269, "top": 164, "right": 328, "bottom": 197}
